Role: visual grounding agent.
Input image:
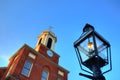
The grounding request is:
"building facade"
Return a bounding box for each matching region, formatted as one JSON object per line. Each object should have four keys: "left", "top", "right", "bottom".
{"left": 0, "top": 30, "right": 69, "bottom": 80}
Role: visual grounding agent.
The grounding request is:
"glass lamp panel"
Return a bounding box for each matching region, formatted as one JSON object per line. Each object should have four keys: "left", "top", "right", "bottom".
{"left": 78, "top": 36, "right": 95, "bottom": 62}
{"left": 95, "top": 36, "right": 108, "bottom": 62}
{"left": 95, "top": 36, "right": 105, "bottom": 53}
{"left": 95, "top": 37, "right": 107, "bottom": 59}
{"left": 77, "top": 46, "right": 89, "bottom": 62}
{"left": 98, "top": 46, "right": 108, "bottom": 62}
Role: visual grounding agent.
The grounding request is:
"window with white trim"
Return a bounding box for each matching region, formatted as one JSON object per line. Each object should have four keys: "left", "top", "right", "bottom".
{"left": 41, "top": 70, "right": 49, "bottom": 80}
{"left": 21, "top": 60, "right": 33, "bottom": 77}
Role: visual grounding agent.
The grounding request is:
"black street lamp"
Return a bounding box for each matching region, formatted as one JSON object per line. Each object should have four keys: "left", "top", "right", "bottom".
{"left": 74, "top": 24, "right": 112, "bottom": 80}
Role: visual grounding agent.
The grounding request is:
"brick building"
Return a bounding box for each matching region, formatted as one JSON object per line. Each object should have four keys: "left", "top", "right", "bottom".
{"left": 0, "top": 30, "right": 69, "bottom": 80}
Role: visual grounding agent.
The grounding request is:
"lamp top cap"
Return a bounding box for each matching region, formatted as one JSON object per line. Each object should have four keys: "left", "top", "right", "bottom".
{"left": 83, "top": 24, "right": 94, "bottom": 32}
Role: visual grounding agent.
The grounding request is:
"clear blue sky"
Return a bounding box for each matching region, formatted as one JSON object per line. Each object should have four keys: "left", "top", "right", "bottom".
{"left": 0, "top": 0, "right": 120, "bottom": 80}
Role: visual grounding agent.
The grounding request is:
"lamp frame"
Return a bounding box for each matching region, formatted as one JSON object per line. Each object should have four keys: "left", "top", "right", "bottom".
{"left": 74, "top": 24, "right": 112, "bottom": 76}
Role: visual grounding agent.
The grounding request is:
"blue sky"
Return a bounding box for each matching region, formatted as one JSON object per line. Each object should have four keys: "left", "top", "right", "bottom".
{"left": 0, "top": 0, "right": 120, "bottom": 80}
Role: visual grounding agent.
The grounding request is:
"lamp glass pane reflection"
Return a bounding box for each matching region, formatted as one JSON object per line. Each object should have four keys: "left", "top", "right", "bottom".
{"left": 95, "top": 36, "right": 108, "bottom": 63}
{"left": 77, "top": 36, "right": 95, "bottom": 62}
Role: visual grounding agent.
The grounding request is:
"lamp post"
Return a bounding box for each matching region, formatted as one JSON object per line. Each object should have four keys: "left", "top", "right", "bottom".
{"left": 74, "top": 24, "right": 112, "bottom": 80}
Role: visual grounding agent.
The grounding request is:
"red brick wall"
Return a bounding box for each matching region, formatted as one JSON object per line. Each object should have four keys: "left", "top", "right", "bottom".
{"left": 2, "top": 44, "right": 68, "bottom": 80}
{"left": 0, "top": 67, "right": 7, "bottom": 80}
{"left": 38, "top": 44, "right": 60, "bottom": 64}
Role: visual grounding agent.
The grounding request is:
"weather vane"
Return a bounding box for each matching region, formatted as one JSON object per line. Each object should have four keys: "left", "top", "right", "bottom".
{"left": 49, "top": 26, "right": 54, "bottom": 31}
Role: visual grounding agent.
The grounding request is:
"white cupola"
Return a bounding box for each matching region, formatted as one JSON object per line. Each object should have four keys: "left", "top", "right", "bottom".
{"left": 35, "top": 30, "right": 57, "bottom": 51}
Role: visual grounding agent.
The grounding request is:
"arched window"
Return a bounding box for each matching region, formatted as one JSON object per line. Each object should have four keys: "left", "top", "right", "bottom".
{"left": 47, "top": 38, "right": 52, "bottom": 49}
{"left": 38, "top": 38, "right": 42, "bottom": 45}
{"left": 41, "top": 70, "right": 49, "bottom": 80}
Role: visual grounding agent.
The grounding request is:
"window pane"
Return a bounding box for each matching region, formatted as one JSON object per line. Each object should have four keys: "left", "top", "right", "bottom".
{"left": 21, "top": 68, "right": 29, "bottom": 76}
{"left": 21, "top": 60, "right": 32, "bottom": 77}
{"left": 41, "top": 77, "right": 46, "bottom": 80}
{"left": 41, "top": 70, "right": 49, "bottom": 80}
{"left": 42, "top": 71, "right": 48, "bottom": 77}
{"left": 24, "top": 60, "right": 32, "bottom": 69}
